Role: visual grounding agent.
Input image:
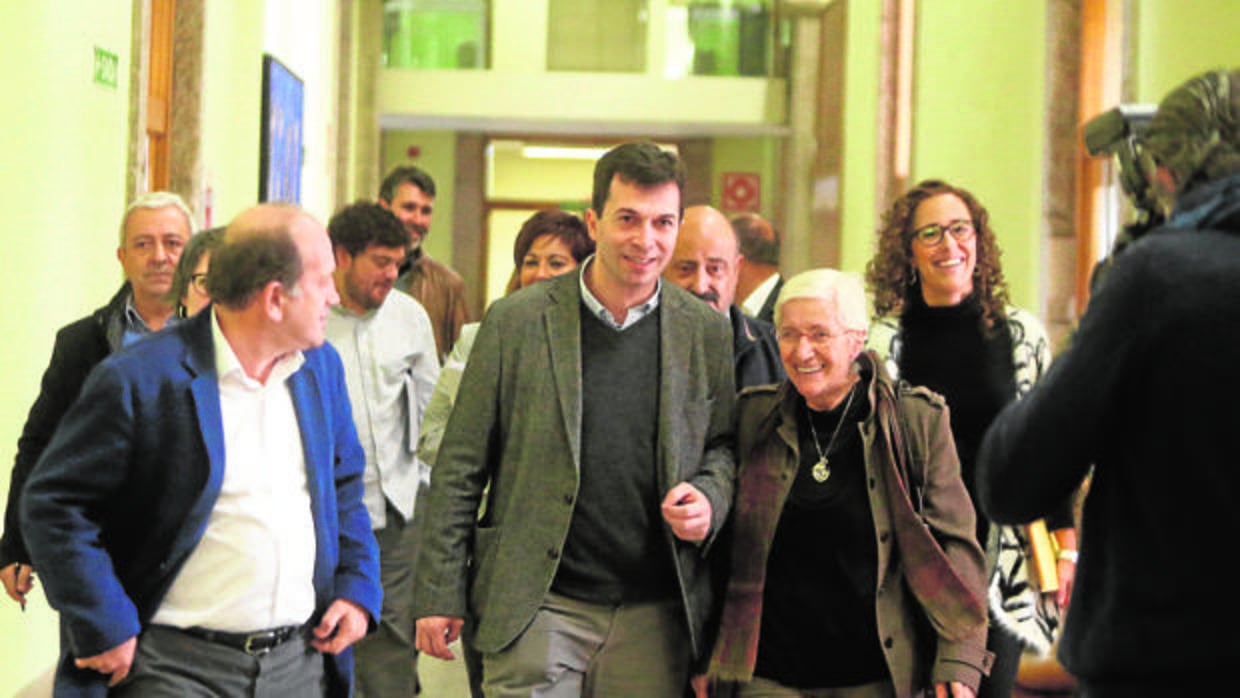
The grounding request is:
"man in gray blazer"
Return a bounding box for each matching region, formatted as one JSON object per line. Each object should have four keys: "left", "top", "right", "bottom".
{"left": 414, "top": 142, "right": 736, "bottom": 696}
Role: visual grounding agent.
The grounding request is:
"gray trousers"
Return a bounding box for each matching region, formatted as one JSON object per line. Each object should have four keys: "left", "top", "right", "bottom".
{"left": 482, "top": 591, "right": 690, "bottom": 698}
{"left": 737, "top": 677, "right": 897, "bottom": 698}
{"left": 354, "top": 503, "right": 421, "bottom": 697}
{"left": 111, "top": 624, "right": 325, "bottom": 697}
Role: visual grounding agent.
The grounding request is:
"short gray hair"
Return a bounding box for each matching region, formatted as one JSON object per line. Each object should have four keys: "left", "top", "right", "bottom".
{"left": 774, "top": 268, "right": 869, "bottom": 333}
{"left": 118, "top": 191, "right": 195, "bottom": 246}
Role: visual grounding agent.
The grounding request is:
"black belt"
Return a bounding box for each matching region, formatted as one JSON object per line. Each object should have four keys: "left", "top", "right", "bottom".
{"left": 179, "top": 624, "right": 304, "bottom": 656}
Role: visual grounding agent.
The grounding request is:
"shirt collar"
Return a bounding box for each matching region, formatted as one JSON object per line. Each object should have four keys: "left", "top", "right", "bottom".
{"left": 577, "top": 256, "right": 661, "bottom": 331}
{"left": 211, "top": 308, "right": 305, "bottom": 388}
{"left": 742, "top": 272, "right": 780, "bottom": 317}
{"left": 121, "top": 292, "right": 177, "bottom": 346}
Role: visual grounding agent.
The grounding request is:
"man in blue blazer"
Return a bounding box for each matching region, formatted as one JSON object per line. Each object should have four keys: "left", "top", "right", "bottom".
{"left": 21, "top": 203, "right": 382, "bottom": 697}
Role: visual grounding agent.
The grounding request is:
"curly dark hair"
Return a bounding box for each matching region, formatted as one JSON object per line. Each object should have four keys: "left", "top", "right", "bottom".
{"left": 865, "top": 179, "right": 1009, "bottom": 330}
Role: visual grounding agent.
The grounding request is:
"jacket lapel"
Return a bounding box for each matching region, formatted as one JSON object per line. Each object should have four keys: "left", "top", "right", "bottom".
{"left": 544, "top": 274, "right": 583, "bottom": 469}
{"left": 658, "top": 289, "right": 687, "bottom": 491}
{"left": 178, "top": 313, "right": 226, "bottom": 560}
{"left": 287, "top": 365, "right": 331, "bottom": 588}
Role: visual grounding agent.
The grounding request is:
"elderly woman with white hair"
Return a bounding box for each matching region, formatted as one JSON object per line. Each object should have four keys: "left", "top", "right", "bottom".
{"left": 699, "top": 269, "right": 992, "bottom": 698}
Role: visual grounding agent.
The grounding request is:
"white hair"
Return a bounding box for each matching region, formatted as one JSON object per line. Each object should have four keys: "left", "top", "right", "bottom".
{"left": 118, "top": 191, "right": 195, "bottom": 246}
{"left": 774, "top": 268, "right": 869, "bottom": 332}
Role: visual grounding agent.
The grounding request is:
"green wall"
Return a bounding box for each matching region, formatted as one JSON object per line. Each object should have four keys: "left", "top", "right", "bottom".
{"left": 711, "top": 136, "right": 783, "bottom": 222}
{"left": 907, "top": 0, "right": 1047, "bottom": 313}
{"left": 1135, "top": 0, "right": 1240, "bottom": 102}
{"left": 203, "top": 1, "right": 267, "bottom": 224}
{"left": 0, "top": 2, "right": 297, "bottom": 689}
{"left": 0, "top": 3, "right": 134, "bottom": 687}
{"left": 839, "top": 0, "right": 883, "bottom": 277}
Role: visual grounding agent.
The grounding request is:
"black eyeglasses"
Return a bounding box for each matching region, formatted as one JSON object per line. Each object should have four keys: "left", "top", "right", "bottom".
{"left": 911, "top": 219, "right": 975, "bottom": 246}
{"left": 190, "top": 273, "right": 208, "bottom": 294}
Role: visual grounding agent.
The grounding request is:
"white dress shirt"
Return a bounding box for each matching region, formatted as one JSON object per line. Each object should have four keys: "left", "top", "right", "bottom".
{"left": 151, "top": 309, "right": 316, "bottom": 632}
{"left": 741, "top": 272, "right": 780, "bottom": 319}
{"left": 325, "top": 290, "right": 439, "bottom": 528}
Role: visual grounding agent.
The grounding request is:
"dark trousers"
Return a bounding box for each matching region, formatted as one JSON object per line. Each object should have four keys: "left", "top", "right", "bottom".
{"left": 978, "top": 616, "right": 1021, "bottom": 698}
{"left": 354, "top": 503, "right": 421, "bottom": 697}
{"left": 111, "top": 625, "right": 325, "bottom": 697}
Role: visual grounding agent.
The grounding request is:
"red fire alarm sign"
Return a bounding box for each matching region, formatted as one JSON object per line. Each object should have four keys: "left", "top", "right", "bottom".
{"left": 721, "top": 172, "right": 761, "bottom": 212}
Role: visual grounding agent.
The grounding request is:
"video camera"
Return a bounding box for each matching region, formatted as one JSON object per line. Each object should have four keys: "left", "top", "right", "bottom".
{"left": 1083, "top": 104, "right": 1161, "bottom": 291}
{"left": 1083, "top": 104, "right": 1160, "bottom": 228}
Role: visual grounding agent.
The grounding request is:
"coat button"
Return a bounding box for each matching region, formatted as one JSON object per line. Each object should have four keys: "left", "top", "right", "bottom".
{"left": 547, "top": 548, "right": 559, "bottom": 560}
{"left": 563, "top": 493, "right": 574, "bottom": 505}
{"left": 869, "top": 477, "right": 876, "bottom": 489}
{"left": 884, "top": 637, "right": 894, "bottom": 649}
{"left": 880, "top": 531, "right": 890, "bottom": 543}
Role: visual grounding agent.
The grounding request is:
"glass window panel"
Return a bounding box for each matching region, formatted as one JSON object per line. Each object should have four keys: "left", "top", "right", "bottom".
{"left": 547, "top": 0, "right": 647, "bottom": 73}
{"left": 383, "top": 0, "right": 488, "bottom": 69}
{"left": 667, "top": 0, "right": 786, "bottom": 78}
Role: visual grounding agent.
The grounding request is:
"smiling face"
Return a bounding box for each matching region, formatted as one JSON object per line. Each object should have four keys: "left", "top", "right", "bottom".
{"left": 778, "top": 297, "right": 864, "bottom": 411}
{"left": 584, "top": 174, "right": 680, "bottom": 312}
{"left": 519, "top": 234, "right": 579, "bottom": 288}
{"left": 910, "top": 193, "right": 976, "bottom": 306}
{"left": 381, "top": 181, "right": 434, "bottom": 250}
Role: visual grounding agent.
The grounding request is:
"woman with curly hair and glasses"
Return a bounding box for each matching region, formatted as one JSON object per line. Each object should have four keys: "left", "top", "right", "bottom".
{"left": 865, "top": 180, "right": 1076, "bottom": 698}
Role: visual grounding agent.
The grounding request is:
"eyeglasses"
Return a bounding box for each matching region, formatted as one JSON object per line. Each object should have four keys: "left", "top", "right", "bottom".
{"left": 911, "top": 219, "right": 975, "bottom": 246}
{"left": 776, "top": 328, "right": 857, "bottom": 348}
{"left": 190, "top": 273, "right": 208, "bottom": 295}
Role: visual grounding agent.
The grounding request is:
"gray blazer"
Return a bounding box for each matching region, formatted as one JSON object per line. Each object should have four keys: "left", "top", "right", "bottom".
{"left": 412, "top": 270, "right": 736, "bottom": 660}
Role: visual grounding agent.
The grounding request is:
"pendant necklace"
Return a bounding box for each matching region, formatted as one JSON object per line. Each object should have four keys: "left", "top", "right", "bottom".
{"left": 806, "top": 384, "right": 857, "bottom": 483}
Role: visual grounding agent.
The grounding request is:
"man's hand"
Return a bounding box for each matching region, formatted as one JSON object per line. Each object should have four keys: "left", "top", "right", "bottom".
{"left": 1056, "top": 558, "right": 1076, "bottom": 609}
{"left": 312, "top": 599, "right": 370, "bottom": 655}
{"left": 75, "top": 636, "right": 137, "bottom": 687}
{"left": 935, "top": 681, "right": 976, "bottom": 698}
{"left": 416, "top": 616, "right": 464, "bottom": 660}
{"left": 1, "top": 562, "right": 34, "bottom": 609}
{"left": 661, "top": 482, "right": 713, "bottom": 542}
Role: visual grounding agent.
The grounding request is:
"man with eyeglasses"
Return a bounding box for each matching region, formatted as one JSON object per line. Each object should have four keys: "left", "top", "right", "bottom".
{"left": 1, "top": 191, "right": 194, "bottom": 611}
{"left": 324, "top": 201, "right": 440, "bottom": 697}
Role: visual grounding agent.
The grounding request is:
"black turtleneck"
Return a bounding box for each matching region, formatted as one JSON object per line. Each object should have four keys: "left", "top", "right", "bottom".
{"left": 899, "top": 291, "right": 1014, "bottom": 542}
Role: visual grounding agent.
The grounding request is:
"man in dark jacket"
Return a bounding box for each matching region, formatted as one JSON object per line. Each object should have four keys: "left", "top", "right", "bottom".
{"left": 0, "top": 191, "right": 194, "bottom": 608}
{"left": 978, "top": 68, "right": 1240, "bottom": 696}
{"left": 665, "top": 204, "right": 785, "bottom": 389}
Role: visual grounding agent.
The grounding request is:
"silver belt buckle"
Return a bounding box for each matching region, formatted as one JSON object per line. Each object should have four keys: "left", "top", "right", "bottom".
{"left": 243, "top": 632, "right": 273, "bottom": 656}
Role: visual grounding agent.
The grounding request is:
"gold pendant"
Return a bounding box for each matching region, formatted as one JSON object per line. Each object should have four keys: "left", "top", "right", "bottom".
{"left": 812, "top": 458, "right": 830, "bottom": 483}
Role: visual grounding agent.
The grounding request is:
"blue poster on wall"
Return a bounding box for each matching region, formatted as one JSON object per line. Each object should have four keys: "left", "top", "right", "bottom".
{"left": 259, "top": 54, "right": 303, "bottom": 203}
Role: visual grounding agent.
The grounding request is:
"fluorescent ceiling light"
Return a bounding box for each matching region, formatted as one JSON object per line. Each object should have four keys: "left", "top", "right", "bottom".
{"left": 521, "top": 145, "right": 612, "bottom": 161}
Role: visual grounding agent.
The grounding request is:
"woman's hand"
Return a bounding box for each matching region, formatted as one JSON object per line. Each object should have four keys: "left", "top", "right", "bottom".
{"left": 690, "top": 674, "right": 710, "bottom": 698}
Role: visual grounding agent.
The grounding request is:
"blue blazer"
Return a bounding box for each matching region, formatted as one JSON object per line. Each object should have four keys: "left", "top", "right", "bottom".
{"left": 20, "top": 309, "right": 382, "bottom": 697}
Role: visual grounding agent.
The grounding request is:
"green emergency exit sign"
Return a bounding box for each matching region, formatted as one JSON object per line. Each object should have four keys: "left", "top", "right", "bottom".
{"left": 94, "top": 47, "right": 119, "bottom": 88}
